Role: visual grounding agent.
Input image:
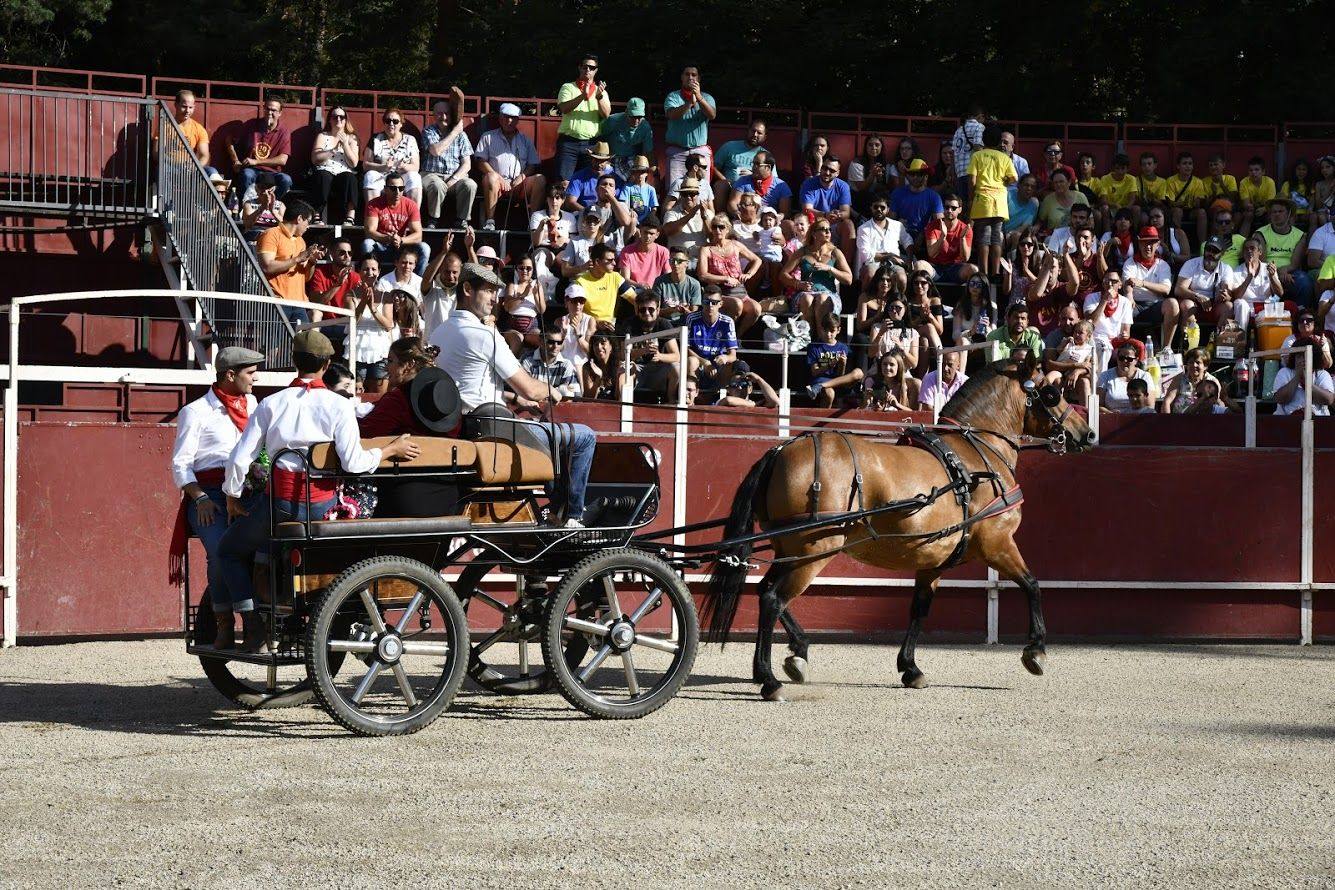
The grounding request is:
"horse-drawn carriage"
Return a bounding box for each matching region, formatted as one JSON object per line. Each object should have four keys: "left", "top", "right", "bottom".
{"left": 184, "top": 432, "right": 700, "bottom": 736}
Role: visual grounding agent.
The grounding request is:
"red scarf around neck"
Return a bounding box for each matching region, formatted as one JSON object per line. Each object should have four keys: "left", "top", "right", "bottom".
{"left": 1103, "top": 292, "right": 1120, "bottom": 317}
{"left": 290, "top": 376, "right": 327, "bottom": 391}
{"left": 211, "top": 385, "right": 250, "bottom": 432}
{"left": 575, "top": 78, "right": 597, "bottom": 100}
{"left": 1136, "top": 252, "right": 1158, "bottom": 271}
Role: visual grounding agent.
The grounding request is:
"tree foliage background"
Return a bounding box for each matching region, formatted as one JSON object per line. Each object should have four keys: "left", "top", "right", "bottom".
{"left": 2, "top": 0, "right": 1320, "bottom": 124}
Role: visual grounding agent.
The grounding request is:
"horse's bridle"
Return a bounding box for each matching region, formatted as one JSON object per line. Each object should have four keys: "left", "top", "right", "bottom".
{"left": 1022, "top": 380, "right": 1073, "bottom": 455}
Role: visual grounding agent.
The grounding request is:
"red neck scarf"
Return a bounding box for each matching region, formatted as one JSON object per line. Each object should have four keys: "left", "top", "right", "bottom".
{"left": 1103, "top": 292, "right": 1120, "bottom": 317}
{"left": 1115, "top": 230, "right": 1133, "bottom": 259}
{"left": 290, "top": 376, "right": 327, "bottom": 391}
{"left": 576, "top": 78, "right": 597, "bottom": 99}
{"left": 1136, "top": 252, "right": 1158, "bottom": 271}
{"left": 753, "top": 173, "right": 774, "bottom": 196}
{"left": 211, "top": 385, "right": 249, "bottom": 432}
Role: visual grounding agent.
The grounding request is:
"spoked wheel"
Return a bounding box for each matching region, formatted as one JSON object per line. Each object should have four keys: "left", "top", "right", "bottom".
{"left": 306, "top": 557, "right": 468, "bottom": 736}
{"left": 453, "top": 560, "right": 554, "bottom": 695}
{"left": 542, "top": 549, "right": 698, "bottom": 720}
{"left": 193, "top": 596, "right": 323, "bottom": 710}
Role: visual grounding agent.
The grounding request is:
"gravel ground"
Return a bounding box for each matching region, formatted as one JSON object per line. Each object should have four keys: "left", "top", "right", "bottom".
{"left": 0, "top": 640, "right": 1330, "bottom": 888}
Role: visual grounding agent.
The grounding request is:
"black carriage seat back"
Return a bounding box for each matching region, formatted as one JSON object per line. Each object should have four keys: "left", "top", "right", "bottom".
{"left": 307, "top": 436, "right": 555, "bottom": 484}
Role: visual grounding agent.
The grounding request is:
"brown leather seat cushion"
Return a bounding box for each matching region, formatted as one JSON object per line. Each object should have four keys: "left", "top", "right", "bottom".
{"left": 307, "top": 436, "right": 552, "bottom": 483}
{"left": 472, "top": 439, "right": 554, "bottom": 484}
{"left": 310, "top": 437, "right": 479, "bottom": 471}
{"left": 274, "top": 515, "right": 473, "bottom": 539}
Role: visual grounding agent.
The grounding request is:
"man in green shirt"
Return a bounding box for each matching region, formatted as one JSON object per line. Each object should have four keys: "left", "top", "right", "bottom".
{"left": 985, "top": 303, "right": 1044, "bottom": 360}
{"left": 600, "top": 97, "right": 653, "bottom": 180}
{"left": 1254, "top": 198, "right": 1312, "bottom": 305}
{"left": 555, "top": 54, "right": 612, "bottom": 183}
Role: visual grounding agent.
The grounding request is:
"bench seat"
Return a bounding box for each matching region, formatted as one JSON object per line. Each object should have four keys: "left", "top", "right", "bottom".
{"left": 308, "top": 436, "right": 554, "bottom": 484}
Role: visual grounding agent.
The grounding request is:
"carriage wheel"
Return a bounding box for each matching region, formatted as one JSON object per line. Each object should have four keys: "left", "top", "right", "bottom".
{"left": 306, "top": 556, "right": 468, "bottom": 736}
{"left": 193, "top": 595, "right": 329, "bottom": 710}
{"left": 454, "top": 560, "right": 592, "bottom": 696}
{"left": 541, "top": 549, "right": 698, "bottom": 720}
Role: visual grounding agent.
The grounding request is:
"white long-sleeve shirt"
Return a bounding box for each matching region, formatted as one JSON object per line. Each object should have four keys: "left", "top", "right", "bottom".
{"left": 855, "top": 217, "right": 911, "bottom": 277}
{"left": 224, "top": 384, "right": 382, "bottom": 497}
{"left": 171, "top": 389, "right": 256, "bottom": 489}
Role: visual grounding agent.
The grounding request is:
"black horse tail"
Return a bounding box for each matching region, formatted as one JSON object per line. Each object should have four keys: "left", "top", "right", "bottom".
{"left": 703, "top": 445, "right": 780, "bottom": 644}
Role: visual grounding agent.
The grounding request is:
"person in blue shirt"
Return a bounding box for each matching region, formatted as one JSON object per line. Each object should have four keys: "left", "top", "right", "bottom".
{"left": 623, "top": 156, "right": 660, "bottom": 223}
{"left": 712, "top": 119, "right": 768, "bottom": 208}
{"left": 799, "top": 156, "right": 856, "bottom": 251}
{"left": 890, "top": 158, "right": 945, "bottom": 245}
{"left": 1004, "top": 173, "right": 1040, "bottom": 240}
{"left": 600, "top": 97, "right": 654, "bottom": 180}
{"left": 663, "top": 65, "right": 716, "bottom": 187}
{"left": 563, "top": 142, "right": 625, "bottom": 212}
{"left": 728, "top": 150, "right": 793, "bottom": 216}
{"left": 685, "top": 285, "right": 739, "bottom": 389}
{"left": 805, "top": 312, "right": 864, "bottom": 407}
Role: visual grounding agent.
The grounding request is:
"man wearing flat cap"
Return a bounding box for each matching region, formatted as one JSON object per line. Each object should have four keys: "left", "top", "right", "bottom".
{"left": 215, "top": 330, "right": 420, "bottom": 652}
{"left": 430, "top": 263, "right": 598, "bottom": 527}
{"left": 169, "top": 346, "right": 263, "bottom": 648}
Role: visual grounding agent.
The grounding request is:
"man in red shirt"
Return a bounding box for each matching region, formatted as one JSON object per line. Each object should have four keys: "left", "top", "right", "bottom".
{"left": 230, "top": 97, "right": 292, "bottom": 199}
{"left": 924, "top": 194, "right": 979, "bottom": 284}
{"left": 308, "top": 238, "right": 363, "bottom": 354}
{"left": 361, "top": 171, "right": 430, "bottom": 275}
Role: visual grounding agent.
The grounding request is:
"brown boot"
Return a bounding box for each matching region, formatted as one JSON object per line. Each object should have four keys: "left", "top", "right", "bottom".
{"left": 212, "top": 610, "right": 236, "bottom": 650}
{"left": 239, "top": 610, "right": 270, "bottom": 654}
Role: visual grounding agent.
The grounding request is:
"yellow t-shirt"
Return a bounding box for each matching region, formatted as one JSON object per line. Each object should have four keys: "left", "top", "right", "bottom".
{"left": 1203, "top": 174, "right": 1238, "bottom": 203}
{"left": 1318, "top": 254, "right": 1335, "bottom": 286}
{"left": 256, "top": 225, "right": 308, "bottom": 303}
{"left": 1165, "top": 174, "right": 1208, "bottom": 207}
{"left": 967, "top": 148, "right": 1017, "bottom": 220}
{"left": 1136, "top": 175, "right": 1172, "bottom": 203}
{"left": 1098, "top": 172, "right": 1138, "bottom": 208}
{"left": 1239, "top": 175, "right": 1276, "bottom": 206}
{"left": 557, "top": 81, "right": 602, "bottom": 140}
{"left": 576, "top": 270, "right": 629, "bottom": 322}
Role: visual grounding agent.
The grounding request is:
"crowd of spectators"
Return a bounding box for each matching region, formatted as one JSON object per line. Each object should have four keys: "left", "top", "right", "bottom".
{"left": 166, "top": 66, "right": 1335, "bottom": 415}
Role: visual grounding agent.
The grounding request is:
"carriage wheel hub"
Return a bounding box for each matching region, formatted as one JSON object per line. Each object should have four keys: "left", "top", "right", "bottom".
{"left": 377, "top": 633, "right": 404, "bottom": 663}
{"left": 608, "top": 620, "right": 636, "bottom": 652}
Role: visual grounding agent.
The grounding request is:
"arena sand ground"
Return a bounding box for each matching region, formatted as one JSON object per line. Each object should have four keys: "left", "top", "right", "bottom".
{"left": 0, "top": 640, "right": 1330, "bottom": 888}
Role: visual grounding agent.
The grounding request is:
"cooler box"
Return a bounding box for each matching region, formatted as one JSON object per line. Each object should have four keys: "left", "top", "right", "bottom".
{"left": 1257, "top": 319, "right": 1290, "bottom": 353}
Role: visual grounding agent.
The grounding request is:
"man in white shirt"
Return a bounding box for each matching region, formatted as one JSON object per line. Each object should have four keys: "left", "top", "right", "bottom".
{"left": 1001, "top": 131, "right": 1030, "bottom": 178}
{"left": 418, "top": 251, "right": 462, "bottom": 338}
{"left": 170, "top": 346, "right": 263, "bottom": 648}
{"left": 1122, "top": 226, "right": 1176, "bottom": 348}
{"left": 855, "top": 197, "right": 913, "bottom": 289}
{"left": 376, "top": 248, "right": 423, "bottom": 296}
{"left": 217, "top": 330, "right": 419, "bottom": 651}
{"left": 1174, "top": 236, "right": 1241, "bottom": 330}
{"left": 1273, "top": 339, "right": 1335, "bottom": 416}
{"left": 430, "top": 263, "right": 597, "bottom": 527}
{"left": 1044, "top": 204, "right": 1094, "bottom": 255}
{"left": 1306, "top": 217, "right": 1335, "bottom": 271}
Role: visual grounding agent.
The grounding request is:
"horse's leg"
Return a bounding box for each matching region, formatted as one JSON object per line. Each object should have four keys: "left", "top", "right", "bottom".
{"left": 779, "top": 607, "right": 811, "bottom": 684}
{"left": 758, "top": 557, "right": 830, "bottom": 702}
{"left": 896, "top": 568, "right": 942, "bottom": 689}
{"left": 985, "top": 536, "right": 1048, "bottom": 676}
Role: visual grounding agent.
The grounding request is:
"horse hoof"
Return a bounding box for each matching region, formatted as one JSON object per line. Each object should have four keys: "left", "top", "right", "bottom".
{"left": 761, "top": 682, "right": 787, "bottom": 703}
{"left": 901, "top": 670, "right": 928, "bottom": 689}
{"left": 783, "top": 655, "right": 809, "bottom": 684}
{"left": 1022, "top": 648, "right": 1047, "bottom": 676}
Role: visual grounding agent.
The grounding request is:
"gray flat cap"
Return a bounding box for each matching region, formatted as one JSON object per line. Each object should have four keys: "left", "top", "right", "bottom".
{"left": 460, "top": 261, "right": 504, "bottom": 288}
{"left": 215, "top": 346, "right": 265, "bottom": 373}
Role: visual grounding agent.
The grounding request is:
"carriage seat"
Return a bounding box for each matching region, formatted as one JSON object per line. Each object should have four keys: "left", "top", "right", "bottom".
{"left": 308, "top": 436, "right": 554, "bottom": 484}
{"left": 273, "top": 514, "right": 473, "bottom": 540}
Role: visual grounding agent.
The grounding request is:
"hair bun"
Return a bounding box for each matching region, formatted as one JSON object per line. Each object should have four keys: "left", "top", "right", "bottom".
{"left": 425, "top": 344, "right": 441, "bottom": 361}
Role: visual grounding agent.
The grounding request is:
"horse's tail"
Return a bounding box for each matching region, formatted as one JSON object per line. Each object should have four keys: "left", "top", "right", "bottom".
{"left": 703, "top": 445, "right": 780, "bottom": 644}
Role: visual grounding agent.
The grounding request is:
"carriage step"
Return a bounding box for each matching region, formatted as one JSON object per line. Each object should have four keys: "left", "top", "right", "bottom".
{"left": 188, "top": 644, "right": 304, "bottom": 666}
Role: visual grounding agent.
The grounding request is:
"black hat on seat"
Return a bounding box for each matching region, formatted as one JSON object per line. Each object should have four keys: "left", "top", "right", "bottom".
{"left": 407, "top": 367, "right": 463, "bottom": 434}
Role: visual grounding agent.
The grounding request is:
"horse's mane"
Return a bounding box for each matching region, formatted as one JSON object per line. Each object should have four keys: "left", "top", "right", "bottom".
{"left": 939, "top": 362, "right": 1022, "bottom": 429}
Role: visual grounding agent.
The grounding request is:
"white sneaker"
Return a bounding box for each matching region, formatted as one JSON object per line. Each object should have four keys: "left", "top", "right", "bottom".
{"left": 483, "top": 220, "right": 497, "bottom": 231}
{"left": 563, "top": 518, "right": 585, "bottom": 529}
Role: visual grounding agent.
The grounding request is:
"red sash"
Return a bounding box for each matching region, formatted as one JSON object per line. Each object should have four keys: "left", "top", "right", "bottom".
{"left": 167, "top": 468, "right": 225, "bottom": 586}
{"left": 270, "top": 467, "right": 338, "bottom": 503}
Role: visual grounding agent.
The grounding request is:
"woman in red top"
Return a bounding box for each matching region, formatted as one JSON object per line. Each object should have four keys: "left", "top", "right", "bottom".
{"left": 698, "top": 212, "right": 763, "bottom": 334}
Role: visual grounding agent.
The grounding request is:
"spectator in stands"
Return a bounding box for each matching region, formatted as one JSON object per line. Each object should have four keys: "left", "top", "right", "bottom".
{"left": 663, "top": 65, "right": 716, "bottom": 185}
{"left": 1174, "top": 236, "right": 1239, "bottom": 332}
{"left": 363, "top": 172, "right": 428, "bottom": 275}
{"left": 1005, "top": 233, "right": 1056, "bottom": 313}
{"left": 1238, "top": 156, "right": 1277, "bottom": 236}
{"left": 559, "top": 210, "right": 604, "bottom": 280}
{"left": 1202, "top": 154, "right": 1239, "bottom": 207}
{"left": 1307, "top": 196, "right": 1335, "bottom": 273}
{"left": 1186, "top": 378, "right": 1232, "bottom": 414}
{"left": 589, "top": 172, "right": 637, "bottom": 253}
{"left": 686, "top": 286, "right": 740, "bottom": 390}
{"left": 891, "top": 159, "right": 944, "bottom": 245}
{"left": 1122, "top": 226, "right": 1175, "bottom": 346}
{"left": 1043, "top": 302, "right": 1082, "bottom": 352}
{"left": 849, "top": 134, "right": 894, "bottom": 215}
{"left": 919, "top": 349, "right": 967, "bottom": 411}
{"left": 1041, "top": 317, "right": 1095, "bottom": 401}
{"left": 653, "top": 246, "right": 703, "bottom": 317}
{"left": 1046, "top": 204, "right": 1094, "bottom": 254}
{"left": 782, "top": 214, "right": 853, "bottom": 329}
{"left": 308, "top": 238, "right": 361, "bottom": 341}
{"left": 530, "top": 182, "right": 576, "bottom": 288}
{"left": 1038, "top": 141, "right": 1077, "bottom": 193}
{"left": 600, "top": 97, "right": 653, "bottom": 181}
{"left": 257, "top": 201, "right": 320, "bottom": 323}
{"left": 1205, "top": 205, "right": 1246, "bottom": 266}
{"left": 1036, "top": 169, "right": 1089, "bottom": 234}
{"left": 1315, "top": 156, "right": 1335, "bottom": 226}
{"left": 420, "top": 97, "right": 475, "bottom": 229}
{"left": 1147, "top": 204, "right": 1190, "bottom": 268}
{"left": 308, "top": 106, "right": 359, "bottom": 225}
{"left": 698, "top": 213, "right": 763, "bottom": 334}
{"left": 932, "top": 143, "right": 956, "bottom": 193}
{"left": 419, "top": 249, "right": 463, "bottom": 337}
{"left": 999, "top": 131, "right": 1029, "bottom": 179}
{"left": 661, "top": 177, "right": 712, "bottom": 269}
{"left": 745, "top": 203, "right": 786, "bottom": 297}
{"left": 1254, "top": 198, "right": 1312, "bottom": 305}
{"left": 617, "top": 291, "right": 683, "bottom": 401}
{"left": 520, "top": 327, "right": 581, "bottom": 399}
{"left": 1004, "top": 174, "right": 1041, "bottom": 248}
{"left": 856, "top": 196, "right": 913, "bottom": 290}
{"left": 376, "top": 248, "right": 423, "bottom": 295}
{"left": 555, "top": 55, "right": 611, "bottom": 183}
{"left": 230, "top": 97, "right": 291, "bottom": 199}
{"left": 950, "top": 106, "right": 985, "bottom": 211}
{"left": 905, "top": 269, "right": 946, "bottom": 369}
{"left": 1272, "top": 338, "right": 1334, "bottom": 416}
{"left": 576, "top": 243, "right": 635, "bottom": 329}
{"left": 1099, "top": 343, "right": 1156, "bottom": 411}
{"left": 558, "top": 283, "right": 596, "bottom": 370}
{"left": 712, "top": 119, "right": 768, "bottom": 208}
{"left": 1164, "top": 152, "right": 1208, "bottom": 246}
{"left": 1060, "top": 225, "right": 1105, "bottom": 306}
{"left": 474, "top": 102, "right": 547, "bottom": 231}
{"left": 729, "top": 150, "right": 792, "bottom": 215}
{"left": 1228, "top": 236, "right": 1284, "bottom": 312}
{"left": 623, "top": 156, "right": 659, "bottom": 223}
{"left": 619, "top": 214, "right": 671, "bottom": 292}
{"left": 499, "top": 254, "right": 545, "bottom": 355}
{"left": 869, "top": 291, "right": 922, "bottom": 370}
{"left": 1318, "top": 256, "right": 1335, "bottom": 334}
{"left": 581, "top": 330, "right": 623, "bottom": 399}
{"left": 856, "top": 270, "right": 901, "bottom": 366}
{"left": 800, "top": 134, "right": 830, "bottom": 180}
{"left": 1135, "top": 152, "right": 1171, "bottom": 209}
{"left": 1282, "top": 159, "right": 1315, "bottom": 231}
{"left": 715, "top": 364, "right": 780, "bottom": 409}
{"left": 924, "top": 194, "right": 978, "bottom": 284}
{"left": 952, "top": 272, "right": 997, "bottom": 349}
{"left": 1081, "top": 268, "right": 1133, "bottom": 368}
{"left": 663, "top": 153, "right": 712, "bottom": 216}
{"left": 1097, "top": 154, "right": 1139, "bottom": 224}
{"left": 1121, "top": 377, "right": 1155, "bottom": 413}
{"left": 798, "top": 156, "right": 856, "bottom": 252}
{"left": 363, "top": 108, "right": 421, "bottom": 205}
{"left": 985, "top": 302, "right": 1042, "bottom": 360}
{"left": 860, "top": 349, "right": 919, "bottom": 411}
{"left": 805, "top": 312, "right": 862, "bottom": 407}
{"left": 1281, "top": 310, "right": 1333, "bottom": 369}
{"left": 1074, "top": 152, "right": 1101, "bottom": 210}
{"left": 172, "top": 90, "right": 214, "bottom": 177}
{"left": 241, "top": 172, "right": 284, "bottom": 238}
{"left": 348, "top": 265, "right": 397, "bottom": 370}
{"left": 1160, "top": 348, "right": 1229, "bottom": 414}
{"left": 968, "top": 124, "right": 1018, "bottom": 278}
{"left": 1100, "top": 207, "right": 1137, "bottom": 270}
{"left": 891, "top": 136, "right": 923, "bottom": 183}
{"left": 564, "top": 143, "right": 624, "bottom": 212}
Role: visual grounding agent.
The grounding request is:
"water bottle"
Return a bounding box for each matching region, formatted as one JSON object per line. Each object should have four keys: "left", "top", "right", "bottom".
{"left": 1144, "top": 336, "right": 1161, "bottom": 390}
{"left": 975, "top": 309, "right": 989, "bottom": 336}
{"left": 1184, "top": 318, "right": 1200, "bottom": 350}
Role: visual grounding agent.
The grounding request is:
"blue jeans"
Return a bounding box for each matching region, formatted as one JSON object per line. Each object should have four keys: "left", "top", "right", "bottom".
{"left": 464, "top": 404, "right": 596, "bottom": 520}
{"left": 186, "top": 485, "right": 240, "bottom": 611}
{"left": 362, "top": 239, "right": 431, "bottom": 277}
{"left": 1283, "top": 270, "right": 1314, "bottom": 307}
{"left": 217, "top": 495, "right": 335, "bottom": 611}
{"left": 555, "top": 134, "right": 593, "bottom": 183}
{"left": 235, "top": 166, "right": 292, "bottom": 198}
{"left": 282, "top": 305, "right": 310, "bottom": 326}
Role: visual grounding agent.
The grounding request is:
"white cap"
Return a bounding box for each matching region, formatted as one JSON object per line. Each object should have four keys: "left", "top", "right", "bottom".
{"left": 564, "top": 282, "right": 586, "bottom": 301}
{"left": 498, "top": 102, "right": 522, "bottom": 117}
{"left": 759, "top": 204, "right": 779, "bottom": 218}
{"left": 476, "top": 245, "right": 499, "bottom": 260}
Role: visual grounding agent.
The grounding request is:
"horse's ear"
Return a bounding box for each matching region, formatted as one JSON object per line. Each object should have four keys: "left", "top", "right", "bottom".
{"left": 1021, "top": 349, "right": 1040, "bottom": 379}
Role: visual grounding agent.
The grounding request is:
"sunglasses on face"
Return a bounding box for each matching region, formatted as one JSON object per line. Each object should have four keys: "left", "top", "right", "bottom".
{"left": 384, "top": 185, "right": 403, "bottom": 191}
{"left": 1299, "top": 317, "right": 1316, "bottom": 325}
{"left": 1118, "top": 355, "right": 1137, "bottom": 363}
{"left": 814, "top": 226, "right": 831, "bottom": 233}
{"left": 517, "top": 264, "right": 534, "bottom": 271}
{"left": 711, "top": 224, "right": 730, "bottom": 231}
{"left": 671, "top": 257, "right": 688, "bottom": 264}
{"left": 889, "top": 304, "right": 906, "bottom": 312}
{"left": 334, "top": 248, "right": 352, "bottom": 255}
{"left": 582, "top": 64, "right": 598, "bottom": 70}
{"left": 637, "top": 306, "right": 657, "bottom": 314}
{"left": 331, "top": 113, "right": 346, "bottom": 120}
{"left": 386, "top": 118, "right": 402, "bottom": 124}
{"left": 705, "top": 299, "right": 723, "bottom": 306}
{"left": 945, "top": 205, "right": 961, "bottom": 211}
{"left": 820, "top": 167, "right": 837, "bottom": 174}
{"left": 1020, "top": 242, "right": 1034, "bottom": 248}
{"left": 545, "top": 338, "right": 564, "bottom": 346}
{"left": 1046, "top": 148, "right": 1062, "bottom": 155}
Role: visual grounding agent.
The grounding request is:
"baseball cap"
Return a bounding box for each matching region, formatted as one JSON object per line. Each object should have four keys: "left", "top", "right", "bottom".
{"left": 215, "top": 346, "right": 264, "bottom": 373}
{"left": 906, "top": 158, "right": 930, "bottom": 174}
{"left": 1137, "top": 226, "right": 1160, "bottom": 240}
{"left": 460, "top": 261, "right": 504, "bottom": 288}
{"left": 292, "top": 329, "right": 334, "bottom": 358}
{"left": 1203, "top": 235, "right": 1229, "bottom": 254}
{"left": 498, "top": 102, "right": 521, "bottom": 117}
{"left": 564, "top": 282, "right": 587, "bottom": 301}
{"left": 626, "top": 97, "right": 646, "bottom": 116}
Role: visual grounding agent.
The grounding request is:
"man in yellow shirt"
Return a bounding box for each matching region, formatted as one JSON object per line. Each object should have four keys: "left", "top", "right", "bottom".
{"left": 1165, "top": 152, "right": 1209, "bottom": 245}
{"left": 1238, "top": 156, "right": 1277, "bottom": 236}
{"left": 256, "top": 200, "right": 323, "bottom": 324}
{"left": 1098, "top": 153, "right": 1140, "bottom": 220}
{"left": 576, "top": 243, "right": 636, "bottom": 328}
{"left": 1202, "top": 154, "right": 1238, "bottom": 208}
{"left": 554, "top": 54, "right": 611, "bottom": 184}
{"left": 1136, "top": 152, "right": 1172, "bottom": 206}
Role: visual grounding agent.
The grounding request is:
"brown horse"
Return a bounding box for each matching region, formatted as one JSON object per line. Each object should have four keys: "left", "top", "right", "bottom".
{"left": 703, "top": 355, "right": 1093, "bottom": 701}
